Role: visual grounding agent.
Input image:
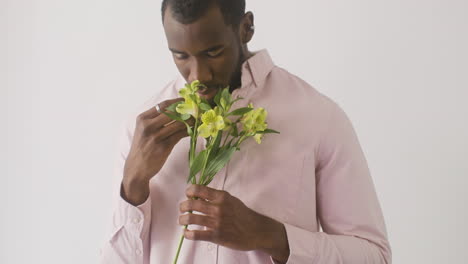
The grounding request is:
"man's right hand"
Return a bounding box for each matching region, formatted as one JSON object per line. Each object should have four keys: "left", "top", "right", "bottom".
{"left": 121, "top": 98, "right": 189, "bottom": 205}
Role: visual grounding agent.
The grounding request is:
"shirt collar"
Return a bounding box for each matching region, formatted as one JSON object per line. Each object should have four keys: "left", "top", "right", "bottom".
{"left": 240, "top": 49, "right": 275, "bottom": 89}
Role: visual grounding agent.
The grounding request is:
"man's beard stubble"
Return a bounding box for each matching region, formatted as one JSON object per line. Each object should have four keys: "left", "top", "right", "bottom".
{"left": 228, "top": 43, "right": 245, "bottom": 93}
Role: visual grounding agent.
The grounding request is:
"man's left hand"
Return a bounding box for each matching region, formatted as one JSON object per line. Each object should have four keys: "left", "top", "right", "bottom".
{"left": 179, "top": 184, "right": 290, "bottom": 262}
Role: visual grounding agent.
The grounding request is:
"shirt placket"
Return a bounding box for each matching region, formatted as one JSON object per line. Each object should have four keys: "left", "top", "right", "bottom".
{"left": 208, "top": 84, "right": 254, "bottom": 264}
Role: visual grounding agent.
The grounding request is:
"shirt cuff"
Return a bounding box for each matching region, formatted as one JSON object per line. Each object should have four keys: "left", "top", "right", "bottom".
{"left": 112, "top": 190, "right": 152, "bottom": 239}
{"left": 270, "top": 222, "right": 319, "bottom": 264}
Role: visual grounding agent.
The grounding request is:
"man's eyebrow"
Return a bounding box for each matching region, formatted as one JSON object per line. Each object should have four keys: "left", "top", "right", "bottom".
{"left": 169, "top": 45, "right": 224, "bottom": 54}
{"left": 202, "top": 45, "right": 224, "bottom": 52}
{"left": 169, "top": 48, "right": 185, "bottom": 54}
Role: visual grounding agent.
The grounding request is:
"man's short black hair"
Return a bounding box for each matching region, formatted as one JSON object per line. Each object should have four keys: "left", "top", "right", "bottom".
{"left": 161, "top": 0, "right": 246, "bottom": 26}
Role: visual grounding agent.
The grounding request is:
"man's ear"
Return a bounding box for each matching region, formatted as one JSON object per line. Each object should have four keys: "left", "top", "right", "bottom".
{"left": 239, "top": 11, "right": 254, "bottom": 44}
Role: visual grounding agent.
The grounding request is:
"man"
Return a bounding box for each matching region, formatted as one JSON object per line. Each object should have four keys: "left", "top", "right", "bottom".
{"left": 101, "top": 0, "right": 392, "bottom": 263}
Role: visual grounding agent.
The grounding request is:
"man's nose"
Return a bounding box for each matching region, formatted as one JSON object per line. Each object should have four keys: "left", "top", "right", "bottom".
{"left": 188, "top": 59, "right": 213, "bottom": 85}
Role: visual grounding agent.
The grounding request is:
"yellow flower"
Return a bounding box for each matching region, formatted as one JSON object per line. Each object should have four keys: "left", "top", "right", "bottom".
{"left": 241, "top": 103, "right": 268, "bottom": 134}
{"left": 253, "top": 133, "right": 264, "bottom": 144}
{"left": 176, "top": 81, "right": 203, "bottom": 118}
{"left": 179, "top": 80, "right": 203, "bottom": 98}
{"left": 176, "top": 97, "right": 199, "bottom": 118}
{"left": 198, "top": 108, "right": 225, "bottom": 138}
{"left": 240, "top": 103, "right": 268, "bottom": 144}
{"left": 212, "top": 106, "right": 232, "bottom": 132}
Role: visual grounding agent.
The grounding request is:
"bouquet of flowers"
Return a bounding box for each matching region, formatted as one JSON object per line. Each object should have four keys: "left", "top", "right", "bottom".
{"left": 161, "top": 80, "right": 279, "bottom": 264}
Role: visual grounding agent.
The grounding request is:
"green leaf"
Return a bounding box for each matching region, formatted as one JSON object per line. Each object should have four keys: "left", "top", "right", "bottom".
{"left": 188, "top": 150, "right": 208, "bottom": 184}
{"left": 196, "top": 81, "right": 207, "bottom": 91}
{"left": 162, "top": 111, "right": 184, "bottom": 122}
{"left": 189, "top": 94, "right": 200, "bottom": 104}
{"left": 227, "top": 137, "right": 235, "bottom": 148}
{"left": 166, "top": 101, "right": 182, "bottom": 112}
{"left": 205, "top": 136, "right": 211, "bottom": 148}
{"left": 227, "top": 107, "right": 253, "bottom": 116}
{"left": 186, "top": 125, "right": 193, "bottom": 137}
{"left": 200, "top": 97, "right": 210, "bottom": 105}
{"left": 221, "top": 87, "right": 231, "bottom": 105}
{"left": 220, "top": 98, "right": 227, "bottom": 110}
{"left": 199, "top": 103, "right": 212, "bottom": 111}
{"left": 256, "top": 128, "right": 280, "bottom": 134}
{"left": 207, "top": 130, "right": 223, "bottom": 162}
{"left": 181, "top": 114, "right": 191, "bottom": 120}
{"left": 230, "top": 124, "right": 239, "bottom": 137}
{"left": 202, "top": 147, "right": 237, "bottom": 185}
{"left": 222, "top": 86, "right": 231, "bottom": 99}
{"left": 214, "top": 89, "right": 222, "bottom": 107}
{"left": 231, "top": 97, "right": 244, "bottom": 105}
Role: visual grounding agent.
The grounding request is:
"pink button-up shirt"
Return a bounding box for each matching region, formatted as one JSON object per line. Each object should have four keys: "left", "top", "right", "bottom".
{"left": 100, "top": 50, "right": 391, "bottom": 264}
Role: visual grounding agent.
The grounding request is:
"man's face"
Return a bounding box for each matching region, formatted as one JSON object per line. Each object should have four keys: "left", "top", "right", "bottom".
{"left": 163, "top": 5, "right": 243, "bottom": 103}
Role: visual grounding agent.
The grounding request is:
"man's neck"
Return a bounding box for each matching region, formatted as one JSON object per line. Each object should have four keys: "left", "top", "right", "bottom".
{"left": 229, "top": 49, "right": 255, "bottom": 93}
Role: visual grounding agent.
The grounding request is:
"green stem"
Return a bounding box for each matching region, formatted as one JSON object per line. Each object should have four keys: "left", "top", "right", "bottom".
{"left": 235, "top": 135, "right": 246, "bottom": 148}
{"left": 175, "top": 108, "right": 215, "bottom": 263}
{"left": 223, "top": 118, "right": 242, "bottom": 146}
{"left": 189, "top": 136, "right": 194, "bottom": 167}
{"left": 190, "top": 118, "right": 199, "bottom": 184}
{"left": 192, "top": 118, "right": 199, "bottom": 156}
{"left": 173, "top": 225, "right": 187, "bottom": 264}
{"left": 200, "top": 128, "right": 225, "bottom": 185}
{"left": 199, "top": 143, "right": 212, "bottom": 185}
{"left": 222, "top": 128, "right": 232, "bottom": 146}
{"left": 226, "top": 118, "right": 243, "bottom": 146}
{"left": 173, "top": 197, "right": 199, "bottom": 264}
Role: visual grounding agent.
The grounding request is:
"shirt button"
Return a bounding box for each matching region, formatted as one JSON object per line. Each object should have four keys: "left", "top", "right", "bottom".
{"left": 132, "top": 216, "right": 141, "bottom": 224}
{"left": 135, "top": 249, "right": 142, "bottom": 255}
{"left": 207, "top": 244, "right": 214, "bottom": 251}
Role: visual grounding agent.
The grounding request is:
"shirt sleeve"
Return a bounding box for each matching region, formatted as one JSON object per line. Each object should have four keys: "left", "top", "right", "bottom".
{"left": 99, "top": 114, "right": 152, "bottom": 264}
{"left": 276, "top": 103, "right": 392, "bottom": 264}
{"left": 100, "top": 79, "right": 180, "bottom": 264}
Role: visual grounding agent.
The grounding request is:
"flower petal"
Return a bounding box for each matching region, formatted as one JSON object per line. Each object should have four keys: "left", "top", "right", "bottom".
{"left": 254, "top": 133, "right": 263, "bottom": 144}
{"left": 198, "top": 123, "right": 212, "bottom": 138}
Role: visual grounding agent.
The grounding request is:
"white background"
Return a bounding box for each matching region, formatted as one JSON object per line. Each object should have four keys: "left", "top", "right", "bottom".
{"left": 3, "top": 0, "right": 468, "bottom": 263}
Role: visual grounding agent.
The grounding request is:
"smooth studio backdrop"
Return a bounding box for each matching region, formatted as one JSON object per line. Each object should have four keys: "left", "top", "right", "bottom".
{"left": 3, "top": 0, "right": 468, "bottom": 263}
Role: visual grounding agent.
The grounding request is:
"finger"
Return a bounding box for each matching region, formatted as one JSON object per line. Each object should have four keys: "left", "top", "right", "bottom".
{"left": 158, "top": 97, "right": 184, "bottom": 116}
{"left": 186, "top": 185, "right": 227, "bottom": 203}
{"left": 139, "top": 97, "right": 184, "bottom": 120}
{"left": 138, "top": 105, "right": 160, "bottom": 120}
{"left": 184, "top": 229, "right": 215, "bottom": 242}
{"left": 180, "top": 199, "right": 215, "bottom": 215}
{"left": 154, "top": 119, "right": 188, "bottom": 142}
{"left": 179, "top": 213, "right": 217, "bottom": 229}
{"left": 157, "top": 111, "right": 195, "bottom": 128}
{"left": 163, "top": 128, "right": 189, "bottom": 146}
{"left": 163, "top": 120, "right": 177, "bottom": 128}
{"left": 146, "top": 111, "right": 184, "bottom": 134}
